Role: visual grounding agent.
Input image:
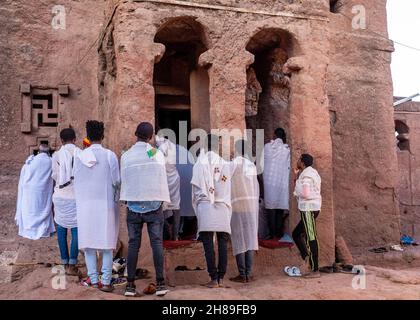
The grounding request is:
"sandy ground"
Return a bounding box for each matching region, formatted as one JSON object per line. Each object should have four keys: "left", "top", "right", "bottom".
{"left": 2, "top": 235, "right": 420, "bottom": 300}
{"left": 1, "top": 262, "right": 420, "bottom": 300}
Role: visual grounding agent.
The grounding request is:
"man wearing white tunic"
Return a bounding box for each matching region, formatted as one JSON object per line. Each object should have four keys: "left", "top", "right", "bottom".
{"left": 120, "top": 122, "right": 171, "bottom": 297}
{"left": 292, "top": 154, "right": 322, "bottom": 278}
{"left": 191, "top": 134, "right": 236, "bottom": 288}
{"left": 229, "top": 140, "right": 259, "bottom": 283}
{"left": 73, "top": 121, "right": 120, "bottom": 292}
{"left": 52, "top": 128, "right": 81, "bottom": 276}
{"left": 156, "top": 135, "right": 181, "bottom": 240}
{"left": 15, "top": 144, "right": 55, "bottom": 240}
{"left": 262, "top": 128, "right": 290, "bottom": 239}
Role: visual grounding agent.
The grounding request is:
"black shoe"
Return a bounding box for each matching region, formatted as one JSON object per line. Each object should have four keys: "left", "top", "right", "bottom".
{"left": 124, "top": 282, "right": 137, "bottom": 297}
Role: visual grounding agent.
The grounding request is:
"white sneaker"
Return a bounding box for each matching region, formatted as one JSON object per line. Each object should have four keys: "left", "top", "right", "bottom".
{"left": 156, "top": 284, "right": 170, "bottom": 297}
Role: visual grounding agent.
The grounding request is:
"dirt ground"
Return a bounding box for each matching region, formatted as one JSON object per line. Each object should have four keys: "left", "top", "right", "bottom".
{"left": 2, "top": 247, "right": 420, "bottom": 300}
{"left": 1, "top": 263, "right": 420, "bottom": 300}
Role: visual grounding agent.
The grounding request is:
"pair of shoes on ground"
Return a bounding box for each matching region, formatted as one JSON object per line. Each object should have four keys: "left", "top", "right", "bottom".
{"left": 284, "top": 266, "right": 321, "bottom": 278}
{"left": 124, "top": 281, "right": 170, "bottom": 297}
{"left": 229, "top": 275, "right": 254, "bottom": 283}
{"left": 202, "top": 278, "right": 230, "bottom": 288}
{"left": 80, "top": 277, "right": 115, "bottom": 292}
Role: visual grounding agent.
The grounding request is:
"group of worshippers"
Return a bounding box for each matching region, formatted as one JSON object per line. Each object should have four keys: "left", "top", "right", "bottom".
{"left": 15, "top": 119, "right": 322, "bottom": 297}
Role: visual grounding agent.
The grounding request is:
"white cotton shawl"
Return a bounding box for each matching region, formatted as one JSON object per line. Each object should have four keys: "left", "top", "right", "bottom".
{"left": 78, "top": 146, "right": 97, "bottom": 168}
{"left": 73, "top": 144, "right": 120, "bottom": 250}
{"left": 230, "top": 156, "right": 260, "bottom": 255}
{"left": 15, "top": 153, "right": 55, "bottom": 240}
{"left": 262, "top": 138, "right": 290, "bottom": 210}
{"left": 120, "top": 142, "right": 171, "bottom": 203}
{"left": 191, "top": 150, "right": 225, "bottom": 205}
{"left": 156, "top": 137, "right": 181, "bottom": 210}
{"left": 191, "top": 151, "right": 235, "bottom": 234}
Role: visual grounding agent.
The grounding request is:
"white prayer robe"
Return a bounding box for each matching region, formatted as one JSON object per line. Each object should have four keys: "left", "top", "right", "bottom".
{"left": 120, "top": 142, "right": 170, "bottom": 203}
{"left": 191, "top": 151, "right": 236, "bottom": 234}
{"left": 293, "top": 166, "right": 322, "bottom": 212}
{"left": 52, "top": 144, "right": 80, "bottom": 229}
{"left": 15, "top": 153, "right": 55, "bottom": 240}
{"left": 176, "top": 145, "right": 194, "bottom": 217}
{"left": 262, "top": 138, "right": 290, "bottom": 210}
{"left": 156, "top": 137, "right": 180, "bottom": 210}
{"left": 74, "top": 144, "right": 120, "bottom": 250}
{"left": 231, "top": 156, "right": 260, "bottom": 256}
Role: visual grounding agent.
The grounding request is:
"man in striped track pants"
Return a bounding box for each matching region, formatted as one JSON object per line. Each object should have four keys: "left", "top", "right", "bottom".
{"left": 292, "top": 154, "right": 322, "bottom": 278}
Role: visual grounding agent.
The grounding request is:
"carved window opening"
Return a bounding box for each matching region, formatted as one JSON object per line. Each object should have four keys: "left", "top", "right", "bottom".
{"left": 395, "top": 120, "right": 410, "bottom": 151}
{"left": 20, "top": 84, "right": 68, "bottom": 155}
{"left": 153, "top": 17, "right": 210, "bottom": 144}
{"left": 245, "top": 29, "right": 293, "bottom": 144}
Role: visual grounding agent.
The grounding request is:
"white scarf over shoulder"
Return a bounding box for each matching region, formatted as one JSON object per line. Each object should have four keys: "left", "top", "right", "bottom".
{"left": 191, "top": 150, "right": 236, "bottom": 234}
{"left": 191, "top": 150, "right": 225, "bottom": 205}
{"left": 231, "top": 156, "right": 259, "bottom": 255}
{"left": 15, "top": 153, "right": 55, "bottom": 240}
{"left": 262, "top": 138, "right": 290, "bottom": 210}
{"left": 156, "top": 137, "right": 180, "bottom": 210}
{"left": 120, "top": 142, "right": 170, "bottom": 203}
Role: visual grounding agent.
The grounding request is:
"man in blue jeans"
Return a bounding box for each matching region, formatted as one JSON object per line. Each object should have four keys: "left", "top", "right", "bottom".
{"left": 120, "top": 122, "right": 171, "bottom": 297}
{"left": 52, "top": 128, "right": 81, "bottom": 276}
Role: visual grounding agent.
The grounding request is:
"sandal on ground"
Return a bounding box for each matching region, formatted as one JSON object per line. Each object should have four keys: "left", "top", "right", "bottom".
{"left": 369, "top": 247, "right": 388, "bottom": 253}
{"left": 143, "top": 282, "right": 157, "bottom": 295}
{"left": 319, "top": 266, "right": 334, "bottom": 273}
{"left": 284, "top": 266, "right": 302, "bottom": 277}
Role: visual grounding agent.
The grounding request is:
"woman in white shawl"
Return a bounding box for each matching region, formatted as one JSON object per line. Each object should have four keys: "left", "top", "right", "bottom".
{"left": 191, "top": 134, "right": 236, "bottom": 288}
{"left": 229, "top": 140, "right": 259, "bottom": 283}
{"left": 51, "top": 128, "right": 81, "bottom": 276}
{"left": 15, "top": 144, "right": 55, "bottom": 240}
{"left": 73, "top": 121, "right": 120, "bottom": 292}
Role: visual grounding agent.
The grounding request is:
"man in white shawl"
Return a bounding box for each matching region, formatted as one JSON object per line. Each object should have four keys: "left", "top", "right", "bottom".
{"left": 262, "top": 127, "right": 290, "bottom": 239}
{"left": 51, "top": 128, "right": 81, "bottom": 276}
{"left": 73, "top": 121, "right": 120, "bottom": 292}
{"left": 156, "top": 135, "right": 181, "bottom": 241}
{"left": 191, "top": 134, "right": 236, "bottom": 288}
{"left": 120, "top": 122, "right": 171, "bottom": 298}
{"left": 15, "top": 144, "right": 55, "bottom": 240}
{"left": 291, "top": 153, "right": 322, "bottom": 278}
{"left": 229, "top": 139, "right": 259, "bottom": 283}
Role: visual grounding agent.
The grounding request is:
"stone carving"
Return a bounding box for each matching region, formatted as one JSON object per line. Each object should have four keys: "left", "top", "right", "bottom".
{"left": 245, "top": 67, "right": 262, "bottom": 117}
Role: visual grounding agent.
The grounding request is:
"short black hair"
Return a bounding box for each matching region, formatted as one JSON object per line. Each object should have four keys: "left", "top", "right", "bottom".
{"left": 274, "top": 127, "right": 286, "bottom": 143}
{"left": 206, "top": 134, "right": 219, "bottom": 152}
{"left": 301, "top": 153, "right": 314, "bottom": 167}
{"left": 60, "top": 127, "right": 76, "bottom": 142}
{"left": 135, "top": 122, "right": 154, "bottom": 141}
{"left": 86, "top": 120, "right": 104, "bottom": 142}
